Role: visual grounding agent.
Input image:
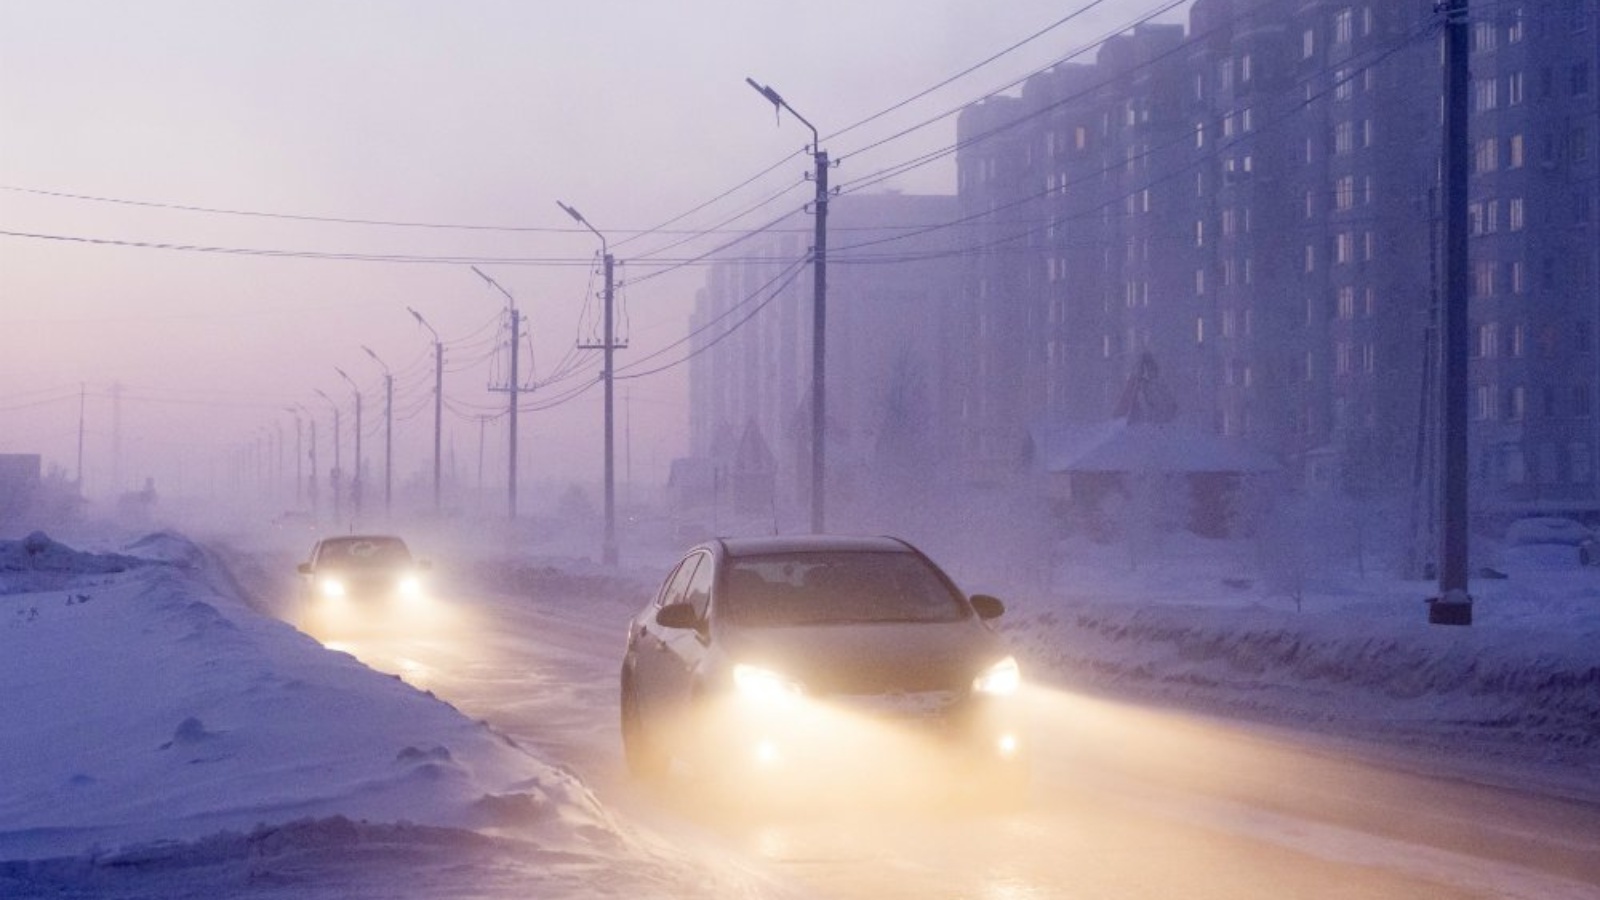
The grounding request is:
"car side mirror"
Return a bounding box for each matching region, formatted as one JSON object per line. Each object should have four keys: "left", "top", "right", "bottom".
{"left": 655, "top": 601, "right": 701, "bottom": 631}
{"left": 297, "top": 562, "right": 313, "bottom": 576}
{"left": 970, "top": 594, "right": 1005, "bottom": 620}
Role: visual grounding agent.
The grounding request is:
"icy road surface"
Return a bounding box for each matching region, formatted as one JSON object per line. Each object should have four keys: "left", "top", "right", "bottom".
{"left": 278, "top": 558, "right": 1600, "bottom": 900}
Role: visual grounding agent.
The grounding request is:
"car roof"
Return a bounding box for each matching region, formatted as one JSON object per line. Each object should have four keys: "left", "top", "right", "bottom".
{"left": 317, "top": 533, "right": 408, "bottom": 544}
{"left": 714, "top": 534, "right": 914, "bottom": 558}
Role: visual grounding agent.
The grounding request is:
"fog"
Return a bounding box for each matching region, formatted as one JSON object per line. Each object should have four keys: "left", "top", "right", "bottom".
{"left": 1, "top": 1, "right": 1185, "bottom": 513}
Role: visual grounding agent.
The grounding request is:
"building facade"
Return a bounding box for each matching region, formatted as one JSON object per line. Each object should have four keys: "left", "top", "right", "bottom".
{"left": 955, "top": 0, "right": 1599, "bottom": 510}
{"left": 688, "top": 193, "right": 963, "bottom": 515}
{"left": 689, "top": 0, "right": 1599, "bottom": 517}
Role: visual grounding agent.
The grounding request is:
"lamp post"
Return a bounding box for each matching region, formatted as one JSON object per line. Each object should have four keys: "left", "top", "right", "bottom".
{"left": 313, "top": 388, "right": 342, "bottom": 524}
{"left": 335, "top": 366, "right": 364, "bottom": 522}
{"left": 283, "top": 406, "right": 304, "bottom": 509}
{"left": 557, "top": 199, "right": 619, "bottom": 565}
{"left": 362, "top": 346, "right": 393, "bottom": 520}
{"left": 472, "top": 267, "right": 521, "bottom": 522}
{"left": 747, "top": 76, "right": 829, "bottom": 534}
{"left": 408, "top": 306, "right": 444, "bottom": 516}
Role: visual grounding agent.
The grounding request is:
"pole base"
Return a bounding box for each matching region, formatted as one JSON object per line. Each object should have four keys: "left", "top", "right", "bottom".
{"left": 1426, "top": 595, "right": 1473, "bottom": 626}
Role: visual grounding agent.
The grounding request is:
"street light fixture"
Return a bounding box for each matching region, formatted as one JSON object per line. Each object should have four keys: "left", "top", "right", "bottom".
{"left": 557, "top": 199, "right": 619, "bottom": 566}
{"left": 335, "top": 366, "right": 363, "bottom": 521}
{"left": 362, "top": 345, "right": 393, "bottom": 520}
{"left": 747, "top": 76, "right": 830, "bottom": 534}
{"left": 408, "top": 306, "right": 444, "bottom": 516}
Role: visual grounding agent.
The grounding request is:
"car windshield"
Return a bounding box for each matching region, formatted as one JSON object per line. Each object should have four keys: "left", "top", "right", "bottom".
{"left": 316, "top": 538, "right": 411, "bottom": 568}
{"left": 719, "top": 551, "right": 968, "bottom": 627}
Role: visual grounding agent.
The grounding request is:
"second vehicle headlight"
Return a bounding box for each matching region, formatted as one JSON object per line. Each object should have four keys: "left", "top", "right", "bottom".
{"left": 973, "top": 655, "right": 1021, "bottom": 696}
{"left": 317, "top": 576, "right": 347, "bottom": 599}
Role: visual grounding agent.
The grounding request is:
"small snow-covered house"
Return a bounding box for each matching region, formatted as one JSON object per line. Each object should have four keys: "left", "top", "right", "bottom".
{"left": 1028, "top": 354, "right": 1278, "bottom": 536}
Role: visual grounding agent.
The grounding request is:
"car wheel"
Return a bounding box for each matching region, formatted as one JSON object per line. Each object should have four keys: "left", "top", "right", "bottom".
{"left": 620, "top": 666, "right": 668, "bottom": 781}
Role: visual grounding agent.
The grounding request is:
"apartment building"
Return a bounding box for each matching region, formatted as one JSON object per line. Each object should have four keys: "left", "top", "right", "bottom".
{"left": 687, "top": 193, "right": 963, "bottom": 512}
{"left": 955, "top": 0, "right": 1599, "bottom": 508}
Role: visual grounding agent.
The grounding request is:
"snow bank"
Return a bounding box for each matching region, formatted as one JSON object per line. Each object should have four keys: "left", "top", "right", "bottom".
{"left": 998, "top": 536, "right": 1600, "bottom": 773}
{"left": 0, "top": 532, "right": 621, "bottom": 862}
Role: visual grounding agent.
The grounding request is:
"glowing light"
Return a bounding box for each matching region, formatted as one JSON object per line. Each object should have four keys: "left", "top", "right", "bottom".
{"left": 753, "top": 738, "right": 782, "bottom": 766}
{"left": 996, "top": 732, "right": 1020, "bottom": 757}
{"left": 973, "top": 655, "right": 1021, "bottom": 696}
{"left": 733, "top": 663, "right": 805, "bottom": 701}
{"left": 397, "top": 575, "right": 424, "bottom": 599}
{"left": 317, "top": 577, "right": 347, "bottom": 599}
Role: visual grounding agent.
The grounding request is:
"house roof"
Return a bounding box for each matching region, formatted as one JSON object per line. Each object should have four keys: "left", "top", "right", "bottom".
{"left": 1029, "top": 417, "right": 1279, "bottom": 474}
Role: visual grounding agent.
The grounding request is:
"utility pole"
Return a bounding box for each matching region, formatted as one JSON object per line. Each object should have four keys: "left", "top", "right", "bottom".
{"left": 307, "top": 414, "right": 318, "bottom": 517}
{"left": 336, "top": 367, "right": 364, "bottom": 523}
{"left": 477, "top": 415, "right": 487, "bottom": 510}
{"left": 1430, "top": 0, "right": 1473, "bottom": 626}
{"left": 474, "top": 267, "right": 524, "bottom": 522}
{"left": 509, "top": 308, "right": 520, "bottom": 521}
{"left": 558, "top": 200, "right": 622, "bottom": 565}
{"left": 409, "top": 307, "right": 445, "bottom": 515}
{"left": 748, "top": 77, "right": 829, "bottom": 533}
{"left": 363, "top": 346, "right": 393, "bottom": 519}
{"left": 285, "top": 407, "right": 304, "bottom": 509}
{"left": 315, "top": 388, "right": 343, "bottom": 525}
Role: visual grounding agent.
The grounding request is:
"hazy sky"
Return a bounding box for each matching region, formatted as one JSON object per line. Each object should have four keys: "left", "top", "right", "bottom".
{"left": 0, "top": 0, "right": 1189, "bottom": 508}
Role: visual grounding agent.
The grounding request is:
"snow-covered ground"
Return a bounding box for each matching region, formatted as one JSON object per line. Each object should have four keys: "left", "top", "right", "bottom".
{"left": 0, "top": 530, "right": 743, "bottom": 899}
{"left": 997, "top": 533, "right": 1600, "bottom": 796}
{"left": 2, "top": 521, "right": 1597, "bottom": 897}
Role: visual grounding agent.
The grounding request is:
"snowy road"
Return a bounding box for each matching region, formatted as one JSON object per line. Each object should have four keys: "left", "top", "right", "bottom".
{"left": 295, "top": 572, "right": 1600, "bottom": 900}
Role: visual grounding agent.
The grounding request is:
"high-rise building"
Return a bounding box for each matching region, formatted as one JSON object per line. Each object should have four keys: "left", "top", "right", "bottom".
{"left": 688, "top": 193, "right": 963, "bottom": 513}
{"left": 954, "top": 0, "right": 1599, "bottom": 512}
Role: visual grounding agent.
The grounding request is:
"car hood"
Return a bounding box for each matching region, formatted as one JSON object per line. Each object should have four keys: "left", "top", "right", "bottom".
{"left": 717, "top": 619, "right": 1008, "bottom": 696}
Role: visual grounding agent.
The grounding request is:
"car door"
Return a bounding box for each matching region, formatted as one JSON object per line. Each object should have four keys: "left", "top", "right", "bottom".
{"left": 658, "top": 551, "right": 714, "bottom": 705}
{"left": 631, "top": 554, "right": 699, "bottom": 717}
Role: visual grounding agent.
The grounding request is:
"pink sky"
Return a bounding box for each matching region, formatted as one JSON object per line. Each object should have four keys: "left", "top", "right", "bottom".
{"left": 1, "top": 0, "right": 1188, "bottom": 507}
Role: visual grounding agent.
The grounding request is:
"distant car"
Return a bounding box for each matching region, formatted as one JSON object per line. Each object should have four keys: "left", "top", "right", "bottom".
{"left": 297, "top": 534, "right": 431, "bottom": 609}
{"left": 619, "top": 534, "right": 1026, "bottom": 797}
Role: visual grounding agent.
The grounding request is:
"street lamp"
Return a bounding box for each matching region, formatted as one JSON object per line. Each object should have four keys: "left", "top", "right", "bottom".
{"left": 471, "top": 266, "right": 523, "bottom": 522}
{"left": 362, "top": 345, "right": 393, "bottom": 520}
{"left": 334, "top": 366, "right": 364, "bottom": 522}
{"left": 557, "top": 199, "right": 619, "bottom": 566}
{"left": 747, "top": 76, "right": 830, "bottom": 534}
{"left": 313, "top": 388, "right": 342, "bottom": 524}
{"left": 408, "top": 306, "right": 444, "bottom": 516}
{"left": 283, "top": 406, "right": 303, "bottom": 509}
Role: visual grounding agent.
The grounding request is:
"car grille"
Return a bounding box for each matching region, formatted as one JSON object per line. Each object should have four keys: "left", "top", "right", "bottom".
{"left": 829, "top": 689, "right": 961, "bottom": 721}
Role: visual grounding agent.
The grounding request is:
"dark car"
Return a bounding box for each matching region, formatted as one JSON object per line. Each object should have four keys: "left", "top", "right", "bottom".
{"left": 297, "top": 534, "right": 430, "bottom": 611}
{"left": 620, "top": 535, "right": 1026, "bottom": 797}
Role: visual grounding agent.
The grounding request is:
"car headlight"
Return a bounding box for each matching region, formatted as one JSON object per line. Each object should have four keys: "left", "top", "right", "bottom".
{"left": 973, "top": 655, "right": 1020, "bottom": 696}
{"left": 398, "top": 574, "right": 424, "bottom": 598}
{"left": 317, "top": 576, "right": 347, "bottom": 599}
{"left": 732, "top": 663, "right": 805, "bottom": 701}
